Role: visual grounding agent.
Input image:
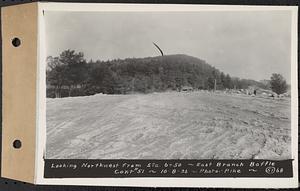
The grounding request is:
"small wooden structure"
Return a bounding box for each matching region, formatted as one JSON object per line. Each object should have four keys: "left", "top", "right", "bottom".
{"left": 181, "top": 86, "right": 193, "bottom": 92}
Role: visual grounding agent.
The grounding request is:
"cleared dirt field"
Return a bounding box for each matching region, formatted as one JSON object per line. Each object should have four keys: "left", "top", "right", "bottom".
{"left": 46, "top": 91, "right": 291, "bottom": 159}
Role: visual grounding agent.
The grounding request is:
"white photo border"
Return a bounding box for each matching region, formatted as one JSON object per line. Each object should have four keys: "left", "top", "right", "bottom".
{"left": 35, "top": 2, "right": 298, "bottom": 188}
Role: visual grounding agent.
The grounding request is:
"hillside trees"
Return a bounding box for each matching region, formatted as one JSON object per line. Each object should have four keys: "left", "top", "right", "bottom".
{"left": 47, "top": 49, "right": 271, "bottom": 98}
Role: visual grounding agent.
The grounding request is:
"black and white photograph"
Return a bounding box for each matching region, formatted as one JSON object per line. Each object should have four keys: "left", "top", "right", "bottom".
{"left": 45, "top": 9, "right": 293, "bottom": 161}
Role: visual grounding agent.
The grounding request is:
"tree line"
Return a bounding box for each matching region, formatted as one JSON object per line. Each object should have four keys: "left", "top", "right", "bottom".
{"left": 46, "top": 50, "right": 285, "bottom": 98}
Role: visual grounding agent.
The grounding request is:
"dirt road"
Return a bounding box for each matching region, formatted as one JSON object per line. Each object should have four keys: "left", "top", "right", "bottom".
{"left": 46, "top": 91, "right": 291, "bottom": 159}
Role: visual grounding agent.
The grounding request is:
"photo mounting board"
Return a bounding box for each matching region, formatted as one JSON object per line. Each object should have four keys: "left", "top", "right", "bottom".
{"left": 1, "top": 2, "right": 298, "bottom": 188}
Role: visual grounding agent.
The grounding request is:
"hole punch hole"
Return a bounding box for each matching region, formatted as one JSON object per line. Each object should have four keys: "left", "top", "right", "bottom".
{"left": 13, "top": 140, "right": 22, "bottom": 149}
{"left": 12, "top": 37, "right": 21, "bottom": 47}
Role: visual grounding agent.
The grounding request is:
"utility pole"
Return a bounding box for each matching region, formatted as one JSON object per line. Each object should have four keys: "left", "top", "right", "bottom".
{"left": 214, "top": 79, "right": 217, "bottom": 92}
{"left": 131, "top": 78, "right": 135, "bottom": 92}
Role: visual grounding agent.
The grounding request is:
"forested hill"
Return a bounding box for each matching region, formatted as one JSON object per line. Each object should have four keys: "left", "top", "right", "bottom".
{"left": 46, "top": 50, "right": 269, "bottom": 98}
{"left": 88, "top": 54, "right": 222, "bottom": 93}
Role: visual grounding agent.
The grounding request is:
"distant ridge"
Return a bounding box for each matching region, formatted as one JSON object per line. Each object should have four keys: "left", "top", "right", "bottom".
{"left": 86, "top": 54, "right": 230, "bottom": 94}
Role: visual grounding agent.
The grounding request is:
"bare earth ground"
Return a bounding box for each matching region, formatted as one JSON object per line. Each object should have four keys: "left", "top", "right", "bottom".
{"left": 46, "top": 91, "right": 291, "bottom": 159}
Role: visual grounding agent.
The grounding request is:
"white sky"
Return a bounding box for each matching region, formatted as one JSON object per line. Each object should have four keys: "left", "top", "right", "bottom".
{"left": 45, "top": 10, "right": 292, "bottom": 82}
